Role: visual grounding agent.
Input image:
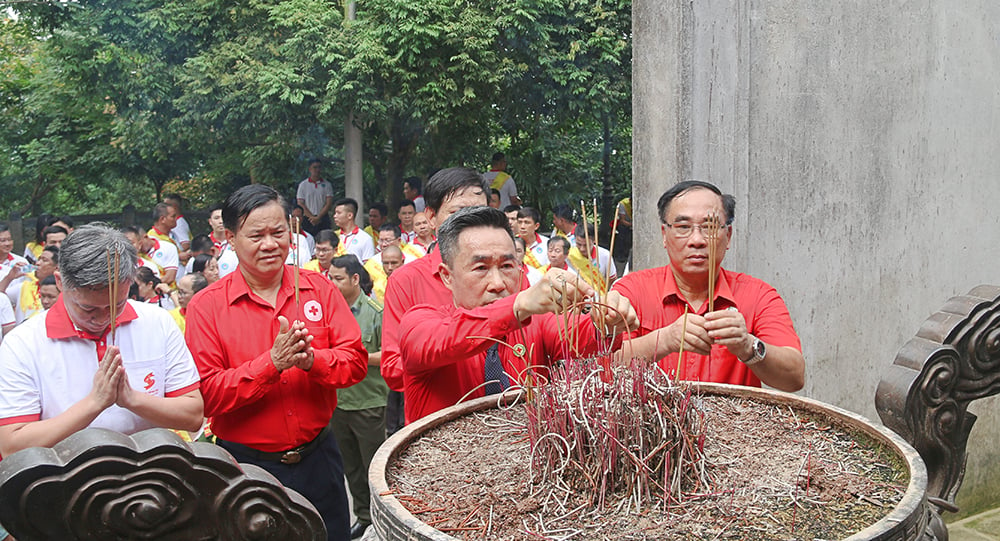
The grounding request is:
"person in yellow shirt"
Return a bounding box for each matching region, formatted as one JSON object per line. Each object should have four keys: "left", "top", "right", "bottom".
{"left": 365, "top": 225, "right": 414, "bottom": 303}
{"left": 9, "top": 246, "right": 59, "bottom": 323}
{"left": 303, "top": 230, "right": 341, "bottom": 278}
{"left": 364, "top": 203, "right": 388, "bottom": 244}
{"left": 568, "top": 222, "right": 617, "bottom": 292}
{"left": 167, "top": 273, "right": 208, "bottom": 333}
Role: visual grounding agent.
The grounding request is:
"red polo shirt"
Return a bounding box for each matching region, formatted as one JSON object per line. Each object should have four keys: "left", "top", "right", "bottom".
{"left": 185, "top": 265, "right": 367, "bottom": 452}
{"left": 380, "top": 249, "right": 449, "bottom": 391}
{"left": 611, "top": 266, "right": 801, "bottom": 387}
{"left": 400, "top": 295, "right": 609, "bottom": 423}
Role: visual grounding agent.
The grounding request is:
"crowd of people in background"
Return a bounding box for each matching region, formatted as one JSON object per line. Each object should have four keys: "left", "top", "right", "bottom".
{"left": 0, "top": 153, "right": 802, "bottom": 541}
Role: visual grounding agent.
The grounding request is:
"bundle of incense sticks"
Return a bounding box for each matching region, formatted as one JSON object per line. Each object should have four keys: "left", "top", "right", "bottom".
{"left": 106, "top": 250, "right": 120, "bottom": 343}
{"left": 705, "top": 211, "right": 722, "bottom": 313}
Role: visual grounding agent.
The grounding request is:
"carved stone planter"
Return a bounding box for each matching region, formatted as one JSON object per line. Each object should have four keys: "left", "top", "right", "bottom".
{"left": 0, "top": 428, "right": 326, "bottom": 540}
{"left": 370, "top": 384, "right": 931, "bottom": 541}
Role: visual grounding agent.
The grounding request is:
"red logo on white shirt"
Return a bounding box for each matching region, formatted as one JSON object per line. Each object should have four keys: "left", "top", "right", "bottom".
{"left": 144, "top": 372, "right": 155, "bottom": 390}
{"left": 304, "top": 300, "right": 322, "bottom": 322}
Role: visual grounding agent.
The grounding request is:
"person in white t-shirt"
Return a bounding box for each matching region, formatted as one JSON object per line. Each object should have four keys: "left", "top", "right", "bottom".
{"left": 163, "top": 193, "right": 192, "bottom": 260}
{"left": 482, "top": 152, "right": 521, "bottom": 208}
{"left": 403, "top": 177, "right": 425, "bottom": 213}
{"left": 296, "top": 159, "right": 335, "bottom": 235}
{"left": 397, "top": 200, "right": 417, "bottom": 245}
{"left": 0, "top": 224, "right": 29, "bottom": 293}
{"left": 334, "top": 198, "right": 375, "bottom": 263}
{"left": 0, "top": 223, "right": 204, "bottom": 458}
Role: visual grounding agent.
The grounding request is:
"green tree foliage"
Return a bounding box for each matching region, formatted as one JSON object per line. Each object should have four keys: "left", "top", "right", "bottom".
{"left": 0, "top": 0, "right": 631, "bottom": 226}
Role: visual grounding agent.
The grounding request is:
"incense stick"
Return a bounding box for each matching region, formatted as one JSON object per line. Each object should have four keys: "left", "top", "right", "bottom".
{"left": 606, "top": 212, "right": 619, "bottom": 291}
{"left": 106, "top": 249, "right": 120, "bottom": 344}
{"left": 292, "top": 215, "right": 301, "bottom": 316}
{"left": 675, "top": 305, "right": 689, "bottom": 381}
{"left": 706, "top": 212, "right": 721, "bottom": 313}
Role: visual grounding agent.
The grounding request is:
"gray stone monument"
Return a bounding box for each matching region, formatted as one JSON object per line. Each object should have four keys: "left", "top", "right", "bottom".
{"left": 633, "top": 0, "right": 1000, "bottom": 517}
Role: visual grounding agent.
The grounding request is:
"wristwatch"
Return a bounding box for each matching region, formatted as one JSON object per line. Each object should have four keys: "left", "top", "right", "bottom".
{"left": 740, "top": 335, "right": 766, "bottom": 366}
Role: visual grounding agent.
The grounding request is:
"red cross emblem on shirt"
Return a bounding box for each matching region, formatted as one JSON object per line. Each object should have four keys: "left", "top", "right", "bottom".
{"left": 304, "top": 300, "right": 323, "bottom": 322}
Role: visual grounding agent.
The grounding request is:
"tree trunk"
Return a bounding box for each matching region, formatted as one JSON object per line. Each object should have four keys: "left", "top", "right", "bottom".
{"left": 384, "top": 117, "right": 421, "bottom": 215}
{"left": 600, "top": 110, "right": 615, "bottom": 242}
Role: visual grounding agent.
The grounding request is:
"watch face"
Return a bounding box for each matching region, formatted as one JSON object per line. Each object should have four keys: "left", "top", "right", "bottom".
{"left": 755, "top": 338, "right": 766, "bottom": 357}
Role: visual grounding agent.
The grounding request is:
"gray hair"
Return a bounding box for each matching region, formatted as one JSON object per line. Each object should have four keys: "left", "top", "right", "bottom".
{"left": 59, "top": 223, "right": 138, "bottom": 290}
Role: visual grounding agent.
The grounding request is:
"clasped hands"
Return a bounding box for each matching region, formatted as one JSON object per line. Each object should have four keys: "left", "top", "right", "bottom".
{"left": 513, "top": 268, "right": 638, "bottom": 336}
{"left": 663, "top": 307, "right": 754, "bottom": 360}
{"left": 88, "top": 346, "right": 141, "bottom": 412}
{"left": 270, "top": 315, "right": 315, "bottom": 372}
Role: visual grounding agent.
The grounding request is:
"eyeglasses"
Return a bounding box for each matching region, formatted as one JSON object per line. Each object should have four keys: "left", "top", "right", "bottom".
{"left": 663, "top": 220, "right": 730, "bottom": 238}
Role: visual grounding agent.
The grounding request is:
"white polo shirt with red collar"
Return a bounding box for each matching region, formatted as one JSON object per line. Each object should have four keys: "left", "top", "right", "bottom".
{"left": 0, "top": 252, "right": 28, "bottom": 283}
{"left": 296, "top": 177, "right": 334, "bottom": 216}
{"left": 340, "top": 226, "right": 375, "bottom": 262}
{"left": 0, "top": 297, "right": 200, "bottom": 435}
{"left": 148, "top": 238, "right": 179, "bottom": 277}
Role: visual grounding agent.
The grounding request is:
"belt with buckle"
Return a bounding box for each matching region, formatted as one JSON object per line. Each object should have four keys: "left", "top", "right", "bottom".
{"left": 216, "top": 426, "right": 330, "bottom": 465}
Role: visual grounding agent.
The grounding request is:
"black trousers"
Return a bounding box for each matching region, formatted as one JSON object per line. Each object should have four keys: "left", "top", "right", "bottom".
{"left": 218, "top": 434, "right": 350, "bottom": 541}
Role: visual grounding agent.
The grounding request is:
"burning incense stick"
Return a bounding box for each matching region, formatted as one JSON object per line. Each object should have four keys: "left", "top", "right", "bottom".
{"left": 675, "top": 305, "right": 689, "bottom": 381}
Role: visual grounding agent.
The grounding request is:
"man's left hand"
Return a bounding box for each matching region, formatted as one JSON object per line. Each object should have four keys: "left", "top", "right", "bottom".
{"left": 590, "top": 290, "right": 639, "bottom": 337}
{"left": 704, "top": 309, "right": 754, "bottom": 361}
{"left": 292, "top": 336, "right": 316, "bottom": 372}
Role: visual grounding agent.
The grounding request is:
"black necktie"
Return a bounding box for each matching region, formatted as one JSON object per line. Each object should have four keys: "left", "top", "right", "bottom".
{"left": 483, "top": 344, "right": 510, "bottom": 395}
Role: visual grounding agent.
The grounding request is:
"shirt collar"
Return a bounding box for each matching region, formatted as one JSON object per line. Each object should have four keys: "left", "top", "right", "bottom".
{"left": 226, "top": 265, "right": 315, "bottom": 307}
{"left": 45, "top": 295, "right": 139, "bottom": 340}
{"left": 349, "top": 294, "right": 365, "bottom": 315}
{"left": 662, "top": 266, "right": 736, "bottom": 313}
{"left": 427, "top": 249, "right": 444, "bottom": 280}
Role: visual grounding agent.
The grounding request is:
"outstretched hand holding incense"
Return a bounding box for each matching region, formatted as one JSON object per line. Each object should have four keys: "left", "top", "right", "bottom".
{"left": 590, "top": 290, "right": 638, "bottom": 337}
{"left": 513, "top": 268, "right": 591, "bottom": 319}
{"left": 704, "top": 309, "right": 755, "bottom": 361}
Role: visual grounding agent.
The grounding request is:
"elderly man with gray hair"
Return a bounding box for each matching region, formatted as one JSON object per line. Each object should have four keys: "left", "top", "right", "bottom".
{"left": 0, "top": 223, "right": 204, "bottom": 459}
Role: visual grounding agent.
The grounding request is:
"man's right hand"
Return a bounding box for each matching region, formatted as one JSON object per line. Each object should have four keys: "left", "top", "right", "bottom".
{"left": 90, "top": 346, "right": 122, "bottom": 410}
{"left": 663, "top": 313, "right": 713, "bottom": 356}
{"left": 513, "top": 268, "right": 594, "bottom": 319}
{"left": 270, "top": 316, "right": 310, "bottom": 372}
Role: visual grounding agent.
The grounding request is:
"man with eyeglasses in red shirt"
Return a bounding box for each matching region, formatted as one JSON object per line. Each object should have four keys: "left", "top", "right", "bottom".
{"left": 612, "top": 180, "right": 805, "bottom": 392}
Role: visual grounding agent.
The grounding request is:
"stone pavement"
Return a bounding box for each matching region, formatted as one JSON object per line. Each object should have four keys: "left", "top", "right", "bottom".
{"left": 949, "top": 508, "right": 1000, "bottom": 541}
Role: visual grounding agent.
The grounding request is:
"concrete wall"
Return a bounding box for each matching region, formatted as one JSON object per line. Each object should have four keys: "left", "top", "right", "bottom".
{"left": 633, "top": 0, "right": 1000, "bottom": 517}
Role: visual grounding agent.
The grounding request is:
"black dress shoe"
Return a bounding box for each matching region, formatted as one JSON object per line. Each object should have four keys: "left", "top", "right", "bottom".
{"left": 350, "top": 521, "right": 370, "bottom": 539}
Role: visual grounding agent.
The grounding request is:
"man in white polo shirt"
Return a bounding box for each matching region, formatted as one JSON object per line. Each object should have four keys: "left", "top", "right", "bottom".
{"left": 297, "top": 159, "right": 335, "bottom": 236}
{"left": 333, "top": 198, "right": 375, "bottom": 263}
{"left": 0, "top": 224, "right": 204, "bottom": 458}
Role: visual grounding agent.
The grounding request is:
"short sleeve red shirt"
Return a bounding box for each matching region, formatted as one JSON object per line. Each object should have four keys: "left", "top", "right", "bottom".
{"left": 612, "top": 266, "right": 801, "bottom": 387}
{"left": 185, "top": 265, "right": 367, "bottom": 452}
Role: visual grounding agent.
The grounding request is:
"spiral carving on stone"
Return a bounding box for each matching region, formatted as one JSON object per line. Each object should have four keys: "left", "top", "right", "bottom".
{"left": 966, "top": 309, "right": 1000, "bottom": 373}
{"left": 0, "top": 428, "right": 326, "bottom": 541}
{"left": 917, "top": 349, "right": 959, "bottom": 407}
{"left": 216, "top": 468, "right": 328, "bottom": 541}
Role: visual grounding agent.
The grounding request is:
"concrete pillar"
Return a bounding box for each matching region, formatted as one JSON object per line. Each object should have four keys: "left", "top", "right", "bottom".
{"left": 633, "top": 0, "right": 1000, "bottom": 517}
